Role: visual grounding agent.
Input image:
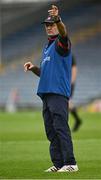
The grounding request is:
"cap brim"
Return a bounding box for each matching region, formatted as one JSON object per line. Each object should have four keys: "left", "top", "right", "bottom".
{"left": 41, "top": 20, "right": 55, "bottom": 24}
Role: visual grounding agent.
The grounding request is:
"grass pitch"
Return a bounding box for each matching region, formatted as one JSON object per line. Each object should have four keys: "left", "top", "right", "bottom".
{"left": 0, "top": 111, "right": 101, "bottom": 179}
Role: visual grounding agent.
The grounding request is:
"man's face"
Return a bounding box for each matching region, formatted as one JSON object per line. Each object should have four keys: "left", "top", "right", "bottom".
{"left": 45, "top": 23, "right": 59, "bottom": 36}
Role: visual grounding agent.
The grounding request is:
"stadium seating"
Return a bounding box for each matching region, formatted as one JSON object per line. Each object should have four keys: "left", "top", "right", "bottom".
{"left": 0, "top": 1, "right": 101, "bottom": 109}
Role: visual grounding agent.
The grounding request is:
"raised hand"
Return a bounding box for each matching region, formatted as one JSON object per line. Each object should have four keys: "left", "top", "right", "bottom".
{"left": 48, "top": 5, "right": 59, "bottom": 17}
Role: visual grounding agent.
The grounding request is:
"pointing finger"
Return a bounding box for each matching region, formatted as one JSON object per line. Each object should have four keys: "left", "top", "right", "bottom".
{"left": 52, "top": 5, "right": 58, "bottom": 10}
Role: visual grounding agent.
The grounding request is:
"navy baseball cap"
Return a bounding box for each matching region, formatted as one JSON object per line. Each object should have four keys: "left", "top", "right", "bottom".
{"left": 42, "top": 16, "right": 55, "bottom": 24}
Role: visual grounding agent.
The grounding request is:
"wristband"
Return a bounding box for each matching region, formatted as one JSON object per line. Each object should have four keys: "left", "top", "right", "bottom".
{"left": 53, "top": 16, "right": 62, "bottom": 23}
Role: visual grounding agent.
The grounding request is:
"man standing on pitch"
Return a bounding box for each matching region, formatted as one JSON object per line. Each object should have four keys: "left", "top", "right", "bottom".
{"left": 24, "top": 5, "right": 78, "bottom": 172}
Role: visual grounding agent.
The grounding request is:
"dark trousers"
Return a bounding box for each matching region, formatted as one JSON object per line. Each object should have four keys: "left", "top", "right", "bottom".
{"left": 42, "top": 94, "right": 76, "bottom": 168}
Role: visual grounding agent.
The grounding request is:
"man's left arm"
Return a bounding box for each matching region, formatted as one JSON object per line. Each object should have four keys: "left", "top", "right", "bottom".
{"left": 48, "top": 5, "right": 71, "bottom": 56}
{"left": 55, "top": 16, "right": 67, "bottom": 37}
{"left": 48, "top": 5, "right": 67, "bottom": 37}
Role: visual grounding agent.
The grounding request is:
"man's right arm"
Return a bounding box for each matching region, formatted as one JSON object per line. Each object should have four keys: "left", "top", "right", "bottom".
{"left": 24, "top": 62, "right": 40, "bottom": 77}
{"left": 30, "top": 66, "right": 40, "bottom": 77}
